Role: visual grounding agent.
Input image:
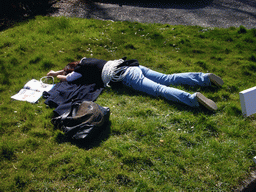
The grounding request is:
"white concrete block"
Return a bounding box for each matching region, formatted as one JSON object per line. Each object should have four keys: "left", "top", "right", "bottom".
{"left": 239, "top": 86, "right": 256, "bottom": 117}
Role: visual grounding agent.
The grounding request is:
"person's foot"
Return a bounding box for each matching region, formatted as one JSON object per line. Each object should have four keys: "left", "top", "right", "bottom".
{"left": 208, "top": 73, "right": 224, "bottom": 87}
{"left": 196, "top": 92, "right": 217, "bottom": 111}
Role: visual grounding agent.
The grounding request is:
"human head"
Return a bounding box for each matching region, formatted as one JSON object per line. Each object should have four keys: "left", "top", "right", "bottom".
{"left": 63, "top": 61, "right": 79, "bottom": 75}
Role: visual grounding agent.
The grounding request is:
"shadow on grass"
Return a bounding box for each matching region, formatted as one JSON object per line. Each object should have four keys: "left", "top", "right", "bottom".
{"left": 0, "top": 60, "right": 11, "bottom": 87}
{"left": 236, "top": 169, "right": 256, "bottom": 192}
{"left": 55, "top": 121, "right": 111, "bottom": 149}
{"left": 111, "top": 83, "right": 220, "bottom": 115}
{"left": 0, "top": 0, "right": 57, "bottom": 31}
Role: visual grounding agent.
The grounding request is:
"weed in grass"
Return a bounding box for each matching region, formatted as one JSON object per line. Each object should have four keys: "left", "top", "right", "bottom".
{"left": 249, "top": 54, "right": 256, "bottom": 62}
{"left": 195, "top": 60, "right": 208, "bottom": 70}
{"left": 29, "top": 55, "right": 42, "bottom": 64}
{"left": 0, "top": 141, "right": 16, "bottom": 161}
{"left": 14, "top": 174, "right": 28, "bottom": 189}
{"left": 241, "top": 62, "right": 256, "bottom": 76}
{"left": 124, "top": 43, "right": 137, "bottom": 50}
{"left": 116, "top": 173, "right": 135, "bottom": 186}
{"left": 0, "top": 64, "right": 11, "bottom": 86}
{"left": 41, "top": 59, "right": 54, "bottom": 70}
{"left": 238, "top": 26, "right": 247, "bottom": 34}
{"left": 252, "top": 28, "right": 256, "bottom": 37}
{"left": 244, "top": 36, "right": 254, "bottom": 44}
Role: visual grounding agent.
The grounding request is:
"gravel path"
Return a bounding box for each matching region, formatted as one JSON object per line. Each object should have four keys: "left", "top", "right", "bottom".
{"left": 48, "top": 0, "right": 256, "bottom": 29}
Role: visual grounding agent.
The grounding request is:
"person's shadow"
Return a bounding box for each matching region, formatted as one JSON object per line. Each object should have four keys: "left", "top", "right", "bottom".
{"left": 110, "top": 82, "right": 220, "bottom": 115}
{"left": 54, "top": 80, "right": 223, "bottom": 149}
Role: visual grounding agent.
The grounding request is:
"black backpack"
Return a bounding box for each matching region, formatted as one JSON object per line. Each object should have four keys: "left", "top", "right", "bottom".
{"left": 51, "top": 101, "right": 110, "bottom": 140}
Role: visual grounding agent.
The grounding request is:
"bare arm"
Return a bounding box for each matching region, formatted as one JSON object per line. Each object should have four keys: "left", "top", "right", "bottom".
{"left": 47, "top": 70, "right": 65, "bottom": 77}
{"left": 56, "top": 75, "right": 67, "bottom": 81}
{"left": 47, "top": 70, "right": 81, "bottom": 82}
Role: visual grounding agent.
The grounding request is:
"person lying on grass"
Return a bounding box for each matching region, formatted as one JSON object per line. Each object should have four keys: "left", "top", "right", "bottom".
{"left": 47, "top": 57, "right": 224, "bottom": 111}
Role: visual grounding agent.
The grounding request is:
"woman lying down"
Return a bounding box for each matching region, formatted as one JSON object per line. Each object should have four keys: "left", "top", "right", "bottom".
{"left": 47, "top": 57, "right": 224, "bottom": 111}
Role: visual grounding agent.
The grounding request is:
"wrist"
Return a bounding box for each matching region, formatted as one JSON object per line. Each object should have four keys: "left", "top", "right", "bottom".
{"left": 57, "top": 75, "right": 67, "bottom": 81}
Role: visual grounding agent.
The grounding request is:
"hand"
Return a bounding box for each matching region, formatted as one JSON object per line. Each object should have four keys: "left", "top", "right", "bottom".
{"left": 47, "top": 70, "right": 57, "bottom": 76}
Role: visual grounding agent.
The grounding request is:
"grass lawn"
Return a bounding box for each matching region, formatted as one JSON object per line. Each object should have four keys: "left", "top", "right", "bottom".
{"left": 1, "top": 16, "right": 256, "bottom": 191}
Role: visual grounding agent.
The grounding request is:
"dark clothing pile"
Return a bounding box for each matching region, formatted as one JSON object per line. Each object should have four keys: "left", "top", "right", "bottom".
{"left": 43, "top": 81, "right": 103, "bottom": 116}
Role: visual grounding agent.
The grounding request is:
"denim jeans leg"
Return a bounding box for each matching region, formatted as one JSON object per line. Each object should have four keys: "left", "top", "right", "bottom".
{"left": 122, "top": 67, "right": 199, "bottom": 107}
{"left": 139, "top": 65, "right": 211, "bottom": 87}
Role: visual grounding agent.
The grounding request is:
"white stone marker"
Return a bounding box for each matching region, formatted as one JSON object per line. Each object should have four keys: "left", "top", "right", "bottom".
{"left": 239, "top": 86, "right": 256, "bottom": 117}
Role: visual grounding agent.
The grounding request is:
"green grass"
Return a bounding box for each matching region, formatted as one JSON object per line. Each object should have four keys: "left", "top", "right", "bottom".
{"left": 1, "top": 16, "right": 256, "bottom": 191}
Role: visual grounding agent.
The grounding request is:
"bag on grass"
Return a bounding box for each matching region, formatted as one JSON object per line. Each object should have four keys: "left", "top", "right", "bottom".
{"left": 51, "top": 101, "right": 110, "bottom": 140}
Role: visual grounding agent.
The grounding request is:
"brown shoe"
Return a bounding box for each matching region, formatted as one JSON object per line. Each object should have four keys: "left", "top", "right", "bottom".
{"left": 196, "top": 92, "right": 217, "bottom": 111}
{"left": 208, "top": 73, "right": 224, "bottom": 87}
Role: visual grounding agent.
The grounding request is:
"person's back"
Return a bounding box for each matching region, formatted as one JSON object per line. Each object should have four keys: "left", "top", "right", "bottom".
{"left": 74, "top": 58, "right": 107, "bottom": 87}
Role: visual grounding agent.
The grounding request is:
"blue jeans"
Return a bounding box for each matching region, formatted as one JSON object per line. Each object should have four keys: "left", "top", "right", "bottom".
{"left": 122, "top": 66, "right": 211, "bottom": 107}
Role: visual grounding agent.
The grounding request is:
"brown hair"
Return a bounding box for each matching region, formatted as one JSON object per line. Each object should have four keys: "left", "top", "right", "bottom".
{"left": 63, "top": 61, "right": 79, "bottom": 75}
